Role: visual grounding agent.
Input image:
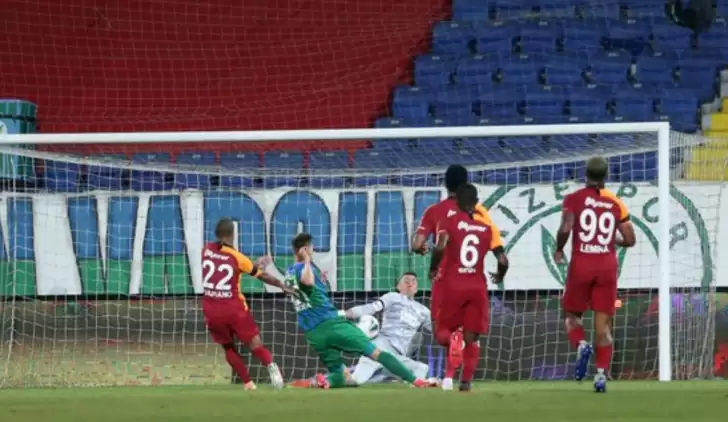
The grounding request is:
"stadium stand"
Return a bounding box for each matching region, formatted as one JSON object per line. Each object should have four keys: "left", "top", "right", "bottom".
{"left": 3, "top": 0, "right": 728, "bottom": 189}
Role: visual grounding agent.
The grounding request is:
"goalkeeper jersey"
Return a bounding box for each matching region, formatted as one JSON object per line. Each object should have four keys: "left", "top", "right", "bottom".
{"left": 348, "top": 292, "right": 431, "bottom": 355}
{"left": 285, "top": 261, "right": 339, "bottom": 332}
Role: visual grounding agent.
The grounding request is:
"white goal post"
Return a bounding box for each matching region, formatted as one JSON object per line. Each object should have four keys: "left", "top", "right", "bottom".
{"left": 0, "top": 121, "right": 721, "bottom": 387}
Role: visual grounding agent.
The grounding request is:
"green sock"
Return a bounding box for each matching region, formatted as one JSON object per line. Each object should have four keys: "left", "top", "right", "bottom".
{"left": 327, "top": 371, "right": 347, "bottom": 388}
{"left": 376, "top": 351, "right": 417, "bottom": 383}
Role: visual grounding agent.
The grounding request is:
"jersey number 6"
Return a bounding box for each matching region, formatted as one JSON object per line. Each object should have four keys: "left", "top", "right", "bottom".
{"left": 460, "top": 233, "right": 481, "bottom": 268}
{"left": 202, "top": 259, "right": 235, "bottom": 291}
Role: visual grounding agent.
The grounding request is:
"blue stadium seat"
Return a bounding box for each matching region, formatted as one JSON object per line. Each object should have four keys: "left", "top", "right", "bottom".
{"left": 588, "top": 50, "right": 632, "bottom": 84}
{"left": 562, "top": 20, "right": 606, "bottom": 55}
{"left": 543, "top": 53, "right": 587, "bottom": 84}
{"left": 650, "top": 20, "right": 693, "bottom": 50}
{"left": 453, "top": 0, "right": 490, "bottom": 23}
{"left": 635, "top": 51, "right": 677, "bottom": 83}
{"left": 517, "top": 19, "right": 562, "bottom": 53}
{"left": 522, "top": 85, "right": 567, "bottom": 118}
{"left": 415, "top": 55, "right": 455, "bottom": 87}
{"left": 492, "top": 0, "right": 536, "bottom": 20}
{"left": 263, "top": 152, "right": 304, "bottom": 188}
{"left": 308, "top": 151, "right": 348, "bottom": 188}
{"left": 374, "top": 117, "right": 406, "bottom": 128}
{"left": 435, "top": 85, "right": 476, "bottom": 117}
{"left": 502, "top": 136, "right": 544, "bottom": 150}
{"left": 606, "top": 19, "right": 651, "bottom": 41}
{"left": 392, "top": 85, "right": 432, "bottom": 120}
{"left": 568, "top": 85, "right": 612, "bottom": 120}
{"left": 473, "top": 22, "right": 517, "bottom": 55}
{"left": 219, "top": 152, "right": 259, "bottom": 188}
{"left": 624, "top": 0, "right": 668, "bottom": 18}
{"left": 529, "top": 164, "right": 570, "bottom": 183}
{"left": 353, "top": 150, "right": 401, "bottom": 187}
{"left": 131, "top": 152, "right": 173, "bottom": 191}
{"left": 479, "top": 87, "right": 522, "bottom": 118}
{"left": 499, "top": 53, "right": 544, "bottom": 85}
{"left": 174, "top": 152, "right": 216, "bottom": 189}
{"left": 676, "top": 68, "right": 717, "bottom": 100}
{"left": 678, "top": 50, "right": 725, "bottom": 71}
{"left": 45, "top": 160, "right": 80, "bottom": 192}
{"left": 550, "top": 134, "right": 591, "bottom": 153}
{"left": 88, "top": 154, "right": 127, "bottom": 190}
{"left": 657, "top": 88, "right": 698, "bottom": 116}
{"left": 455, "top": 55, "right": 497, "bottom": 87}
{"left": 308, "top": 151, "right": 350, "bottom": 188}
{"left": 581, "top": 1, "right": 621, "bottom": 19}
{"left": 613, "top": 85, "right": 656, "bottom": 121}
{"left": 484, "top": 168, "right": 523, "bottom": 185}
{"left": 433, "top": 21, "right": 472, "bottom": 55}
{"left": 432, "top": 115, "right": 482, "bottom": 126}
{"left": 697, "top": 21, "right": 728, "bottom": 49}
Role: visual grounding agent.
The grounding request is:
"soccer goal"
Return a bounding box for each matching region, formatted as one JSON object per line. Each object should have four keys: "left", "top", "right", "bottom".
{"left": 0, "top": 121, "right": 722, "bottom": 387}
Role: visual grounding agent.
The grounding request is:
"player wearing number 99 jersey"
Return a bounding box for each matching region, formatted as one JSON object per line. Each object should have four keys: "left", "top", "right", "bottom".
{"left": 554, "top": 157, "right": 636, "bottom": 393}
{"left": 201, "top": 218, "right": 292, "bottom": 390}
{"left": 429, "top": 184, "right": 509, "bottom": 392}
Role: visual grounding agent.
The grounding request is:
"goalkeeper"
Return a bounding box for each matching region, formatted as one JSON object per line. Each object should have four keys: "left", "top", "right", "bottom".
{"left": 342, "top": 272, "right": 432, "bottom": 385}
{"left": 284, "top": 232, "right": 432, "bottom": 389}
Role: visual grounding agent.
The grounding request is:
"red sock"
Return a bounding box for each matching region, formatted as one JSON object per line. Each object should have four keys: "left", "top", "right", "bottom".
{"left": 594, "top": 344, "right": 613, "bottom": 373}
{"left": 251, "top": 345, "right": 273, "bottom": 366}
{"left": 460, "top": 342, "right": 480, "bottom": 383}
{"left": 444, "top": 360, "right": 457, "bottom": 378}
{"left": 224, "top": 348, "right": 252, "bottom": 384}
{"left": 567, "top": 325, "right": 586, "bottom": 349}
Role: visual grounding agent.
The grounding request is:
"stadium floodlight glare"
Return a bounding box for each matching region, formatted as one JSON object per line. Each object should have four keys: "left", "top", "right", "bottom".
{"left": 0, "top": 121, "right": 720, "bottom": 387}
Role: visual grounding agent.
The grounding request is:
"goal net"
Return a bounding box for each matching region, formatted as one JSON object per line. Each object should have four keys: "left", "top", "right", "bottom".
{"left": 0, "top": 125, "right": 722, "bottom": 387}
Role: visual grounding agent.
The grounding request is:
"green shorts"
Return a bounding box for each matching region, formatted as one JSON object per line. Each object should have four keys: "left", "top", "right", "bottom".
{"left": 305, "top": 318, "right": 376, "bottom": 372}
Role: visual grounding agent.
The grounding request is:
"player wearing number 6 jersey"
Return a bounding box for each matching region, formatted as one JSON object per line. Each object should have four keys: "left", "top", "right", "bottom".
{"left": 202, "top": 218, "right": 293, "bottom": 390}
{"left": 554, "top": 157, "right": 636, "bottom": 393}
{"left": 430, "top": 184, "right": 509, "bottom": 392}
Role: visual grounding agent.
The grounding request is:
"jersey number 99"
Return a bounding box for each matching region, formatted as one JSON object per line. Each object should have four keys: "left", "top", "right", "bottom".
{"left": 578, "top": 208, "right": 616, "bottom": 246}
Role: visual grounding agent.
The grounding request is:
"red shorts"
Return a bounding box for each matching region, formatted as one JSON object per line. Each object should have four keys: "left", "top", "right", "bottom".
{"left": 203, "top": 304, "right": 260, "bottom": 345}
{"left": 436, "top": 286, "right": 490, "bottom": 334}
{"left": 562, "top": 261, "right": 618, "bottom": 315}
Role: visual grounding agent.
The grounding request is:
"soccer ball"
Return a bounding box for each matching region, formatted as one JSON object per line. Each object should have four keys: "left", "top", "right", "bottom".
{"left": 356, "top": 315, "right": 380, "bottom": 339}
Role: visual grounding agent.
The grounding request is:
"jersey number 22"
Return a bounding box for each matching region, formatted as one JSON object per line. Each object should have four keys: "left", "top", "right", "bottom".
{"left": 202, "top": 259, "right": 234, "bottom": 291}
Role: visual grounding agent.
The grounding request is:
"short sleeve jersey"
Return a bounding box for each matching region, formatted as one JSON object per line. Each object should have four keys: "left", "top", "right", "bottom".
{"left": 285, "top": 262, "right": 339, "bottom": 332}
{"left": 417, "top": 198, "right": 503, "bottom": 249}
{"left": 201, "top": 242, "right": 262, "bottom": 310}
{"left": 436, "top": 209, "right": 501, "bottom": 291}
{"left": 563, "top": 187, "right": 630, "bottom": 265}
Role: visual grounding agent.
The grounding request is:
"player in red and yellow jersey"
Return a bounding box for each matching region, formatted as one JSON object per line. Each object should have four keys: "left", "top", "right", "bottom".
{"left": 430, "top": 184, "right": 509, "bottom": 392}
{"left": 202, "top": 218, "right": 293, "bottom": 390}
{"left": 554, "top": 157, "right": 636, "bottom": 393}
{"left": 411, "top": 164, "right": 504, "bottom": 390}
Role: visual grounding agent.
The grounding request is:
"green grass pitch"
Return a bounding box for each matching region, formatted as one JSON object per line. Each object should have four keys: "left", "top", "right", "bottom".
{"left": 0, "top": 381, "right": 725, "bottom": 422}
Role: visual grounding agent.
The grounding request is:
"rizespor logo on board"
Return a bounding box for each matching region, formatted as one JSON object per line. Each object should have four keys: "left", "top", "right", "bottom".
{"left": 482, "top": 183, "right": 713, "bottom": 291}
{"left": 0, "top": 182, "right": 716, "bottom": 296}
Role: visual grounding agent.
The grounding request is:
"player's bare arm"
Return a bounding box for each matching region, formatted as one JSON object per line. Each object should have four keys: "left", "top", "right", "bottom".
{"left": 489, "top": 246, "right": 509, "bottom": 284}
{"left": 298, "top": 247, "right": 315, "bottom": 286}
{"left": 616, "top": 220, "right": 636, "bottom": 247}
{"left": 429, "top": 229, "right": 449, "bottom": 280}
{"left": 554, "top": 208, "right": 575, "bottom": 264}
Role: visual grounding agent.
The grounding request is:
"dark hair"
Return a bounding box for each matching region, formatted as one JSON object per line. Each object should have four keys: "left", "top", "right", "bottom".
{"left": 585, "top": 156, "right": 608, "bottom": 185}
{"left": 292, "top": 232, "right": 313, "bottom": 251}
{"left": 397, "top": 272, "right": 417, "bottom": 287}
{"left": 215, "top": 218, "right": 235, "bottom": 240}
{"left": 445, "top": 164, "right": 468, "bottom": 193}
{"left": 455, "top": 183, "right": 479, "bottom": 212}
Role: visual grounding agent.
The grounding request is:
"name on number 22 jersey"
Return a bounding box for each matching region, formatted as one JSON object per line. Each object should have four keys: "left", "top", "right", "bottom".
{"left": 437, "top": 210, "right": 502, "bottom": 290}
{"left": 201, "top": 242, "right": 262, "bottom": 310}
{"left": 563, "top": 187, "right": 630, "bottom": 265}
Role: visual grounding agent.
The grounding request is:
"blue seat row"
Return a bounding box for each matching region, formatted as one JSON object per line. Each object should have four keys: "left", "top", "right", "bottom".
{"left": 390, "top": 83, "right": 700, "bottom": 131}
{"left": 415, "top": 50, "right": 724, "bottom": 88}
{"left": 432, "top": 18, "right": 728, "bottom": 56}
{"left": 452, "top": 0, "right": 728, "bottom": 24}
